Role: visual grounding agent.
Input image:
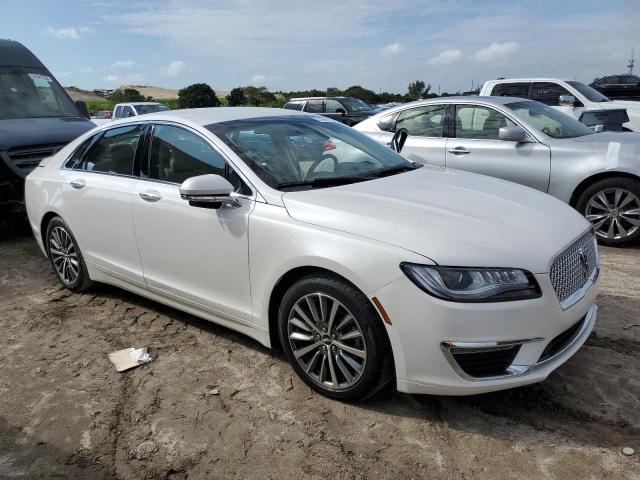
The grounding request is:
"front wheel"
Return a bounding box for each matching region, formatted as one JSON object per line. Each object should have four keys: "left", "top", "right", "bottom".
{"left": 576, "top": 177, "right": 640, "bottom": 246}
{"left": 46, "top": 216, "right": 93, "bottom": 291}
{"left": 278, "top": 274, "right": 393, "bottom": 401}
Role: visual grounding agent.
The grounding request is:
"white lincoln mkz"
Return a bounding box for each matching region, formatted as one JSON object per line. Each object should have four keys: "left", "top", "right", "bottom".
{"left": 25, "top": 108, "right": 599, "bottom": 400}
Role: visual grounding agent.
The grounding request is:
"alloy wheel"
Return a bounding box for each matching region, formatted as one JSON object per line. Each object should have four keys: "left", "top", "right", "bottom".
{"left": 287, "top": 293, "right": 367, "bottom": 391}
{"left": 49, "top": 226, "right": 79, "bottom": 285}
{"left": 585, "top": 188, "right": 640, "bottom": 240}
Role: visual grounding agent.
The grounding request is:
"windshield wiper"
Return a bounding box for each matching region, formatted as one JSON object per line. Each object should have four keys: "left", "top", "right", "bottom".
{"left": 367, "top": 164, "right": 417, "bottom": 178}
{"left": 277, "top": 175, "right": 372, "bottom": 190}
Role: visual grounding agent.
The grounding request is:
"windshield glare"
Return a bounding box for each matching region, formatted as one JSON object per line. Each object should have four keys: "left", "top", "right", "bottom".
{"left": 340, "top": 98, "right": 374, "bottom": 112}
{"left": 207, "top": 116, "right": 412, "bottom": 190}
{"left": 506, "top": 100, "right": 594, "bottom": 139}
{"left": 566, "top": 81, "right": 610, "bottom": 103}
{"left": 135, "top": 104, "right": 170, "bottom": 115}
{"left": 0, "top": 67, "right": 80, "bottom": 120}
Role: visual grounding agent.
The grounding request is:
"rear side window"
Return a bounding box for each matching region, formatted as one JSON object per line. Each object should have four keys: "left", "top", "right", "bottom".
{"left": 283, "top": 102, "right": 303, "bottom": 111}
{"left": 531, "top": 82, "right": 572, "bottom": 106}
{"left": 454, "top": 105, "right": 516, "bottom": 140}
{"left": 306, "top": 100, "right": 324, "bottom": 113}
{"left": 325, "top": 99, "right": 344, "bottom": 113}
{"left": 113, "top": 106, "right": 124, "bottom": 119}
{"left": 491, "top": 82, "right": 529, "bottom": 98}
{"left": 83, "top": 125, "right": 142, "bottom": 175}
{"left": 395, "top": 105, "right": 446, "bottom": 137}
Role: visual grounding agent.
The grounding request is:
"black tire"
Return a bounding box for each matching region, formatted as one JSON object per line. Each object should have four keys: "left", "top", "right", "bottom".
{"left": 45, "top": 216, "right": 93, "bottom": 292}
{"left": 575, "top": 177, "right": 640, "bottom": 246}
{"left": 278, "top": 273, "right": 393, "bottom": 401}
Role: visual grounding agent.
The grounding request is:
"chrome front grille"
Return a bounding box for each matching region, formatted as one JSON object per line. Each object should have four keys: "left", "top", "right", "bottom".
{"left": 550, "top": 232, "right": 598, "bottom": 306}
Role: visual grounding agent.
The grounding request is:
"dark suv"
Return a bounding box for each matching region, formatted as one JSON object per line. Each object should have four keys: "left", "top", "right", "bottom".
{"left": 283, "top": 97, "right": 375, "bottom": 126}
{"left": 0, "top": 40, "right": 95, "bottom": 216}
{"left": 590, "top": 75, "right": 640, "bottom": 100}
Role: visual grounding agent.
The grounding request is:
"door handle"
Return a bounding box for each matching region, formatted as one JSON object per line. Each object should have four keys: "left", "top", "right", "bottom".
{"left": 139, "top": 190, "right": 162, "bottom": 202}
{"left": 70, "top": 179, "right": 86, "bottom": 189}
{"left": 448, "top": 147, "right": 470, "bottom": 155}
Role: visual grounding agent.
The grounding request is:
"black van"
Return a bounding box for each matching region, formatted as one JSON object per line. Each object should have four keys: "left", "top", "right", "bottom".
{"left": 0, "top": 40, "right": 95, "bottom": 215}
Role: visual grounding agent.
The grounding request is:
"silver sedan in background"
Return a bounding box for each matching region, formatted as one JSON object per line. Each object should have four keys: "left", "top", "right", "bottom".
{"left": 355, "top": 97, "right": 640, "bottom": 246}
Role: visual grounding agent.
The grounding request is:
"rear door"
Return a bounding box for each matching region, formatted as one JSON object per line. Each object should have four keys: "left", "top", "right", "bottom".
{"left": 377, "top": 104, "right": 448, "bottom": 166}
{"left": 59, "top": 124, "right": 145, "bottom": 286}
{"left": 445, "top": 104, "right": 550, "bottom": 192}
{"left": 324, "top": 99, "right": 349, "bottom": 124}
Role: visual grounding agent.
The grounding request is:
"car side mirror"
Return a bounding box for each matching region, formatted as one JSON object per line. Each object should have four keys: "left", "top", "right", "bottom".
{"left": 179, "top": 174, "right": 240, "bottom": 209}
{"left": 75, "top": 100, "right": 90, "bottom": 119}
{"left": 390, "top": 128, "right": 409, "bottom": 153}
{"left": 336, "top": 107, "right": 346, "bottom": 115}
{"left": 499, "top": 126, "right": 529, "bottom": 143}
{"left": 559, "top": 95, "right": 576, "bottom": 107}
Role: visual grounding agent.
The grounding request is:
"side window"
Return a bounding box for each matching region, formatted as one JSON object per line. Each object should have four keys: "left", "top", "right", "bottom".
{"left": 491, "top": 82, "right": 529, "bottom": 98}
{"left": 622, "top": 76, "right": 640, "bottom": 85}
{"left": 395, "top": 105, "right": 446, "bottom": 137}
{"left": 83, "top": 125, "right": 142, "bottom": 175}
{"left": 113, "top": 106, "right": 124, "bottom": 119}
{"left": 64, "top": 136, "right": 95, "bottom": 169}
{"left": 123, "top": 106, "right": 135, "bottom": 117}
{"left": 283, "top": 102, "right": 303, "bottom": 111}
{"left": 454, "top": 105, "right": 515, "bottom": 140}
{"left": 306, "top": 100, "right": 324, "bottom": 113}
{"left": 325, "top": 99, "right": 344, "bottom": 113}
{"left": 531, "top": 82, "right": 572, "bottom": 106}
{"left": 149, "top": 125, "right": 249, "bottom": 194}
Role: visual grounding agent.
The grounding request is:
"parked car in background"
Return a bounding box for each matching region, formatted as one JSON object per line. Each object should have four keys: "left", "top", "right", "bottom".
{"left": 355, "top": 97, "right": 640, "bottom": 245}
{"left": 283, "top": 96, "right": 375, "bottom": 126}
{"left": 91, "top": 102, "right": 170, "bottom": 126}
{"left": 480, "top": 78, "right": 640, "bottom": 132}
{"left": 373, "top": 102, "right": 403, "bottom": 111}
{"left": 590, "top": 74, "right": 640, "bottom": 100}
{"left": 92, "top": 110, "right": 112, "bottom": 119}
{"left": 26, "top": 107, "right": 598, "bottom": 400}
{"left": 0, "top": 40, "right": 95, "bottom": 216}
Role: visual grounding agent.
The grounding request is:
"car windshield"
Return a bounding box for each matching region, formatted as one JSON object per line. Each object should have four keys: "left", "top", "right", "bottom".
{"left": 340, "top": 98, "right": 374, "bottom": 112}
{"left": 0, "top": 66, "right": 80, "bottom": 120}
{"left": 135, "top": 104, "right": 170, "bottom": 114}
{"left": 506, "top": 100, "right": 594, "bottom": 139}
{"left": 206, "top": 116, "right": 414, "bottom": 191}
{"left": 567, "top": 81, "right": 610, "bottom": 103}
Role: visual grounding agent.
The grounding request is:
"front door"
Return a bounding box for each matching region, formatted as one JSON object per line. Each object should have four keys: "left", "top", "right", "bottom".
{"left": 445, "top": 104, "right": 551, "bottom": 192}
{"left": 378, "top": 104, "right": 449, "bottom": 166}
{"left": 131, "top": 123, "right": 254, "bottom": 324}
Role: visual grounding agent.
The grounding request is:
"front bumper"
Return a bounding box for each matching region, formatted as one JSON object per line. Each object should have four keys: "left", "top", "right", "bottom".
{"left": 372, "top": 271, "right": 599, "bottom": 395}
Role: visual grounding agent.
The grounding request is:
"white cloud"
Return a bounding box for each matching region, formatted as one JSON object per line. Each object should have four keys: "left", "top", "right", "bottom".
{"left": 45, "top": 26, "right": 93, "bottom": 39}
{"left": 162, "top": 60, "right": 186, "bottom": 76}
{"left": 112, "top": 60, "right": 136, "bottom": 68}
{"left": 471, "top": 42, "right": 519, "bottom": 63}
{"left": 102, "top": 75, "right": 119, "bottom": 83}
{"left": 251, "top": 74, "right": 266, "bottom": 84}
{"left": 428, "top": 49, "right": 463, "bottom": 65}
{"left": 381, "top": 43, "right": 402, "bottom": 56}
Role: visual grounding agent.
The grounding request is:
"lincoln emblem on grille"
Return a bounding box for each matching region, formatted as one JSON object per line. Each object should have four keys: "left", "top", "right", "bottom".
{"left": 578, "top": 247, "right": 589, "bottom": 280}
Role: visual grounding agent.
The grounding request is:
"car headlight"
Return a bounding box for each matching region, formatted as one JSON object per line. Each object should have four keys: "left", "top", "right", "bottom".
{"left": 400, "top": 263, "right": 541, "bottom": 302}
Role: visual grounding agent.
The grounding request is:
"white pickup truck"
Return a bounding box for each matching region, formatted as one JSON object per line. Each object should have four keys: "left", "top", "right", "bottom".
{"left": 480, "top": 78, "right": 640, "bottom": 132}
{"left": 91, "top": 102, "right": 170, "bottom": 125}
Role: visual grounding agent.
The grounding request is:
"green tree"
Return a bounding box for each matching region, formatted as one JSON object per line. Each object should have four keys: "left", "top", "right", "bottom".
{"left": 177, "top": 83, "right": 220, "bottom": 108}
{"left": 243, "top": 86, "right": 278, "bottom": 107}
{"left": 406, "top": 80, "right": 431, "bottom": 100}
{"left": 108, "top": 88, "right": 147, "bottom": 103}
{"left": 325, "top": 87, "right": 342, "bottom": 96}
{"left": 341, "top": 85, "right": 378, "bottom": 104}
{"left": 227, "top": 87, "right": 247, "bottom": 106}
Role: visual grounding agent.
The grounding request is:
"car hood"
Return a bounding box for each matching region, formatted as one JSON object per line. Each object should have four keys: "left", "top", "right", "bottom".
{"left": 0, "top": 117, "right": 95, "bottom": 151}
{"left": 602, "top": 100, "right": 640, "bottom": 112}
{"left": 282, "top": 167, "right": 590, "bottom": 273}
{"left": 569, "top": 131, "right": 640, "bottom": 145}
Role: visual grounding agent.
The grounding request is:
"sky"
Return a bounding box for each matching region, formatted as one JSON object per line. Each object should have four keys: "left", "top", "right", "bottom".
{"left": 2, "top": 0, "right": 639, "bottom": 94}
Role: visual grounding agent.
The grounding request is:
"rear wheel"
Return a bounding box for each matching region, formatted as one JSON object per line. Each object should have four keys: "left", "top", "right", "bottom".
{"left": 46, "top": 217, "right": 93, "bottom": 291}
{"left": 576, "top": 177, "right": 640, "bottom": 246}
{"left": 278, "top": 274, "right": 393, "bottom": 401}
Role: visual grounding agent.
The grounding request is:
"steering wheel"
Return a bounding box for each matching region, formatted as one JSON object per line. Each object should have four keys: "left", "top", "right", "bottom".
{"left": 306, "top": 154, "right": 338, "bottom": 179}
{"left": 542, "top": 126, "right": 562, "bottom": 137}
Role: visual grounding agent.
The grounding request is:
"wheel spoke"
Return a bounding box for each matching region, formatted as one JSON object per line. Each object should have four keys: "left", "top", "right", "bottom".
{"left": 588, "top": 199, "right": 607, "bottom": 211}
{"left": 289, "top": 331, "right": 314, "bottom": 342}
{"left": 597, "top": 191, "right": 612, "bottom": 210}
{"left": 622, "top": 208, "right": 640, "bottom": 216}
{"left": 614, "top": 189, "right": 624, "bottom": 208}
{"left": 622, "top": 216, "right": 640, "bottom": 227}
{"left": 305, "top": 350, "right": 321, "bottom": 373}
{"left": 607, "top": 218, "right": 616, "bottom": 239}
{"left": 305, "top": 296, "right": 322, "bottom": 324}
{"left": 49, "top": 247, "right": 65, "bottom": 256}
{"left": 327, "top": 300, "right": 339, "bottom": 331}
{"left": 615, "top": 218, "right": 628, "bottom": 238}
{"left": 327, "top": 352, "right": 339, "bottom": 387}
{"left": 293, "top": 341, "right": 322, "bottom": 359}
{"left": 290, "top": 316, "right": 312, "bottom": 332}
{"left": 318, "top": 353, "right": 327, "bottom": 383}
{"left": 333, "top": 340, "right": 366, "bottom": 359}
{"left": 619, "top": 192, "right": 635, "bottom": 209}
{"left": 335, "top": 354, "right": 354, "bottom": 384}
{"left": 339, "top": 350, "right": 363, "bottom": 373}
{"left": 338, "top": 329, "right": 363, "bottom": 342}
{"left": 293, "top": 305, "right": 319, "bottom": 333}
{"left": 585, "top": 214, "right": 607, "bottom": 221}
{"left": 333, "top": 314, "right": 353, "bottom": 333}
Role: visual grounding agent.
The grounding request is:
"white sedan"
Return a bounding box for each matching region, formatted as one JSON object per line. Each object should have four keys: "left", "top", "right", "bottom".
{"left": 25, "top": 108, "right": 599, "bottom": 400}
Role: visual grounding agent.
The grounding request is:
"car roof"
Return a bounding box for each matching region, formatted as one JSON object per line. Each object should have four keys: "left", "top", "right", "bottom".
{"left": 0, "top": 39, "right": 47, "bottom": 69}
{"left": 134, "top": 107, "right": 308, "bottom": 126}
{"left": 288, "top": 96, "right": 355, "bottom": 101}
{"left": 486, "top": 78, "right": 573, "bottom": 83}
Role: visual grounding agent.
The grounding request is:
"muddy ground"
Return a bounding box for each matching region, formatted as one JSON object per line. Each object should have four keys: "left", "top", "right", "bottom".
{"left": 0, "top": 222, "right": 638, "bottom": 480}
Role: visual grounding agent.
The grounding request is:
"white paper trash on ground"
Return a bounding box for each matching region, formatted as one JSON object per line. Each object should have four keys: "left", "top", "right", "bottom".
{"left": 108, "top": 347, "right": 152, "bottom": 372}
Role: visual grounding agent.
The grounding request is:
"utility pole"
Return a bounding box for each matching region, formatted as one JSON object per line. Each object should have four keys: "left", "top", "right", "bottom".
{"left": 628, "top": 48, "right": 635, "bottom": 75}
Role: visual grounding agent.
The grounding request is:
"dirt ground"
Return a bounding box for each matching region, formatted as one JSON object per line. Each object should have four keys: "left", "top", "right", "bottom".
{"left": 1, "top": 221, "right": 639, "bottom": 480}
